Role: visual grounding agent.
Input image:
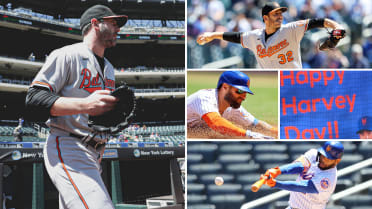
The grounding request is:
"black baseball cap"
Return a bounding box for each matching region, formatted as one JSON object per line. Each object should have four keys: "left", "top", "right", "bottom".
{"left": 80, "top": 5, "right": 128, "bottom": 30}
{"left": 262, "top": 2, "right": 287, "bottom": 17}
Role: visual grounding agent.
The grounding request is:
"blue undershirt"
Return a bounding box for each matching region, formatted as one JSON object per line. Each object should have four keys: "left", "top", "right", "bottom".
{"left": 273, "top": 162, "right": 319, "bottom": 193}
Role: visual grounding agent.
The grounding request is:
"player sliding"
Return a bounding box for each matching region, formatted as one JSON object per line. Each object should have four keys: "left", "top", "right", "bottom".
{"left": 260, "top": 141, "right": 343, "bottom": 209}
{"left": 187, "top": 71, "right": 277, "bottom": 139}
{"left": 197, "top": 2, "right": 346, "bottom": 68}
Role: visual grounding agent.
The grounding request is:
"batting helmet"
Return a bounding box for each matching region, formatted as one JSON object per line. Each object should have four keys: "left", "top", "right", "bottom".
{"left": 217, "top": 71, "right": 254, "bottom": 95}
{"left": 318, "top": 141, "right": 344, "bottom": 160}
{"left": 356, "top": 116, "right": 372, "bottom": 134}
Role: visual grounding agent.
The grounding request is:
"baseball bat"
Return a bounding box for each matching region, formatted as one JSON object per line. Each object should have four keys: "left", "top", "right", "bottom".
{"left": 251, "top": 178, "right": 266, "bottom": 192}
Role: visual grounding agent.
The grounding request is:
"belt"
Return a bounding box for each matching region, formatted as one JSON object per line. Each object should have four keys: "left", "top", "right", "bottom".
{"left": 69, "top": 133, "right": 106, "bottom": 151}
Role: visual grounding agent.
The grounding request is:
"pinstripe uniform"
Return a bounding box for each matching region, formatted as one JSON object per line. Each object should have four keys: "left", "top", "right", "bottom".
{"left": 32, "top": 42, "right": 116, "bottom": 209}
{"left": 241, "top": 20, "right": 308, "bottom": 68}
{"left": 288, "top": 149, "right": 337, "bottom": 209}
{"left": 187, "top": 89, "right": 257, "bottom": 137}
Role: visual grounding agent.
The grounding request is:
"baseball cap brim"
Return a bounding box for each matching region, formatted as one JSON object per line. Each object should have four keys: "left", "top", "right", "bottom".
{"left": 357, "top": 129, "right": 372, "bottom": 134}
{"left": 231, "top": 85, "right": 254, "bottom": 95}
{"left": 268, "top": 7, "right": 288, "bottom": 14}
{"left": 102, "top": 15, "right": 128, "bottom": 28}
{"left": 318, "top": 148, "right": 336, "bottom": 160}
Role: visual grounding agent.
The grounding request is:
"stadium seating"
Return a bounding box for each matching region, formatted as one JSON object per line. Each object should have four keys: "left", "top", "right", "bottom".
{"left": 187, "top": 142, "right": 372, "bottom": 209}
{"left": 208, "top": 194, "right": 246, "bottom": 209}
{"left": 187, "top": 204, "right": 215, "bottom": 209}
{"left": 358, "top": 142, "right": 372, "bottom": 158}
{"left": 187, "top": 174, "right": 197, "bottom": 184}
{"left": 336, "top": 195, "right": 372, "bottom": 208}
{"left": 187, "top": 195, "right": 208, "bottom": 205}
{"left": 335, "top": 179, "right": 353, "bottom": 193}
{"left": 0, "top": 121, "right": 184, "bottom": 144}
{"left": 218, "top": 143, "right": 253, "bottom": 153}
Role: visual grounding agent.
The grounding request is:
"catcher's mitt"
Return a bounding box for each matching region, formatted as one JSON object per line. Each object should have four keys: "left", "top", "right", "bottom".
{"left": 319, "top": 29, "right": 346, "bottom": 51}
{"left": 88, "top": 83, "right": 136, "bottom": 134}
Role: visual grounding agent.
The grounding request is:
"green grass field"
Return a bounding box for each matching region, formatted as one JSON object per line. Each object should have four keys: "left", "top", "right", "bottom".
{"left": 187, "top": 71, "right": 278, "bottom": 125}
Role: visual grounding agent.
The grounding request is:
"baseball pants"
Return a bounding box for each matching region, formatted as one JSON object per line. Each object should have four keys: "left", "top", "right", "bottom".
{"left": 44, "top": 134, "right": 114, "bottom": 209}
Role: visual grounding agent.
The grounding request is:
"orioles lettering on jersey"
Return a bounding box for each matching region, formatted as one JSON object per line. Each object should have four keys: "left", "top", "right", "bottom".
{"left": 256, "top": 39, "right": 289, "bottom": 58}
{"left": 79, "top": 68, "right": 115, "bottom": 93}
{"left": 104, "top": 78, "right": 115, "bottom": 90}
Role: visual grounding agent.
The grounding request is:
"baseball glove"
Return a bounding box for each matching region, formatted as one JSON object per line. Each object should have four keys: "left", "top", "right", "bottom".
{"left": 88, "top": 83, "right": 136, "bottom": 134}
{"left": 319, "top": 29, "right": 346, "bottom": 51}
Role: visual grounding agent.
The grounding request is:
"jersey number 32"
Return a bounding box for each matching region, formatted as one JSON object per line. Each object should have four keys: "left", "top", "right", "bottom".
{"left": 278, "top": 51, "right": 294, "bottom": 64}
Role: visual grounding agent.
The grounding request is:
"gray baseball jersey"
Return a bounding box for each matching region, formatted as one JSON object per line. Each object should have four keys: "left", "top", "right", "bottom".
{"left": 32, "top": 42, "right": 116, "bottom": 209}
{"left": 289, "top": 149, "right": 337, "bottom": 209}
{"left": 241, "top": 20, "right": 308, "bottom": 68}
{"left": 31, "top": 42, "right": 116, "bottom": 137}
{"left": 187, "top": 89, "right": 258, "bottom": 128}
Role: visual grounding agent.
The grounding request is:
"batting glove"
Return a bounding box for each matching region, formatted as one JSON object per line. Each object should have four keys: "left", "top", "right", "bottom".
{"left": 260, "top": 174, "right": 276, "bottom": 187}
{"left": 264, "top": 166, "right": 282, "bottom": 179}
{"left": 245, "top": 130, "right": 274, "bottom": 139}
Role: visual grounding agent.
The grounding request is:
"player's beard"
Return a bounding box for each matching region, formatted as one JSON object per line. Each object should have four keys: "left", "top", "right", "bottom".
{"left": 268, "top": 16, "right": 282, "bottom": 30}
{"left": 224, "top": 91, "right": 242, "bottom": 109}
{"left": 98, "top": 24, "right": 117, "bottom": 48}
{"left": 318, "top": 154, "right": 340, "bottom": 170}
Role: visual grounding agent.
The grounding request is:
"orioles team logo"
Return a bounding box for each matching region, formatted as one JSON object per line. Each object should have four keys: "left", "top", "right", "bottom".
{"left": 79, "top": 68, "right": 115, "bottom": 93}
{"left": 362, "top": 118, "right": 367, "bottom": 126}
{"left": 320, "top": 178, "right": 330, "bottom": 189}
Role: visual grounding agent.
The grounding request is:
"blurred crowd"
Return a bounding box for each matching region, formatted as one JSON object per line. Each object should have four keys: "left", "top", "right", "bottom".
{"left": 187, "top": 0, "right": 372, "bottom": 68}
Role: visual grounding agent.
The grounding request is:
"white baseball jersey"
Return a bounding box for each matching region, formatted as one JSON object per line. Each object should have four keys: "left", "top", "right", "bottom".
{"left": 31, "top": 42, "right": 116, "bottom": 209}
{"left": 187, "top": 89, "right": 258, "bottom": 128}
{"left": 241, "top": 20, "right": 308, "bottom": 68}
{"left": 289, "top": 149, "right": 337, "bottom": 209}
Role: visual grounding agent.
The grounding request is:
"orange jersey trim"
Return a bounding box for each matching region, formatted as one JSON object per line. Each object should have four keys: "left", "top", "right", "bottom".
{"left": 241, "top": 33, "right": 246, "bottom": 48}
{"left": 304, "top": 19, "right": 309, "bottom": 33}
{"left": 202, "top": 112, "right": 246, "bottom": 137}
{"left": 31, "top": 81, "right": 54, "bottom": 92}
{"left": 56, "top": 137, "right": 90, "bottom": 209}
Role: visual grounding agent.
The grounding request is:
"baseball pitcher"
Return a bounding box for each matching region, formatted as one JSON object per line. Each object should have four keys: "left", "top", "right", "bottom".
{"left": 25, "top": 5, "right": 131, "bottom": 209}
{"left": 187, "top": 71, "right": 277, "bottom": 139}
{"left": 197, "top": 2, "right": 346, "bottom": 68}
{"left": 259, "top": 141, "right": 344, "bottom": 209}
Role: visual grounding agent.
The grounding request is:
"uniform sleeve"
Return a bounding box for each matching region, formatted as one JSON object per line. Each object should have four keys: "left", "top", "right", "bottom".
{"left": 274, "top": 180, "right": 318, "bottom": 193}
{"left": 241, "top": 31, "right": 254, "bottom": 51}
{"left": 192, "top": 92, "right": 219, "bottom": 118}
{"left": 223, "top": 106, "right": 258, "bottom": 128}
{"left": 294, "top": 155, "right": 311, "bottom": 173}
{"left": 303, "top": 149, "right": 317, "bottom": 164}
{"left": 286, "top": 20, "right": 309, "bottom": 44}
{"left": 31, "top": 49, "right": 71, "bottom": 94}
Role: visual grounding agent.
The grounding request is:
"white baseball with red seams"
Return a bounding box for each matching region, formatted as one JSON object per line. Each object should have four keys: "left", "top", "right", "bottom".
{"left": 215, "top": 176, "right": 224, "bottom": 186}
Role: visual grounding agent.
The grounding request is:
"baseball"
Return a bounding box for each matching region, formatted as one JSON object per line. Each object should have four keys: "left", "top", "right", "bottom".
{"left": 215, "top": 176, "right": 224, "bottom": 186}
